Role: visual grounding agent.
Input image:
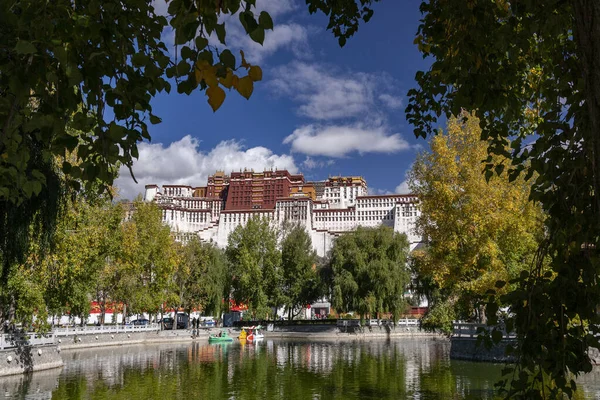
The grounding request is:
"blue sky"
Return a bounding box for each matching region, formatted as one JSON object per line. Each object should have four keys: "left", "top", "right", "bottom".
{"left": 115, "top": 0, "right": 436, "bottom": 200}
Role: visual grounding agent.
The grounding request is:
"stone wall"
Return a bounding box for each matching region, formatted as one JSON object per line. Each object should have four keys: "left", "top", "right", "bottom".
{"left": 57, "top": 328, "right": 207, "bottom": 350}
{"left": 0, "top": 345, "right": 62, "bottom": 377}
{"left": 265, "top": 324, "right": 440, "bottom": 340}
{"left": 450, "top": 337, "right": 516, "bottom": 363}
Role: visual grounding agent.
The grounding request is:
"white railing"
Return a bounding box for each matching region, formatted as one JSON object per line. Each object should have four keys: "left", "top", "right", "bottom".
{"left": 396, "top": 318, "right": 419, "bottom": 327}
{"left": 0, "top": 333, "right": 55, "bottom": 350}
{"left": 53, "top": 324, "right": 160, "bottom": 337}
{"left": 452, "top": 322, "right": 515, "bottom": 339}
{"left": 337, "top": 319, "right": 420, "bottom": 328}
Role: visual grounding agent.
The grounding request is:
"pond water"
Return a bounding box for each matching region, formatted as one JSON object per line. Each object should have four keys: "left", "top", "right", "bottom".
{"left": 3, "top": 338, "right": 600, "bottom": 399}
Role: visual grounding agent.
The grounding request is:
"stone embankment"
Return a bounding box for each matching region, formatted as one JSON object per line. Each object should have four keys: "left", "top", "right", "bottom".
{"left": 0, "top": 345, "right": 63, "bottom": 377}
{"left": 449, "top": 322, "right": 516, "bottom": 363}
{"left": 56, "top": 328, "right": 209, "bottom": 350}
{"left": 449, "top": 337, "right": 516, "bottom": 363}
{"left": 263, "top": 323, "right": 441, "bottom": 340}
{"left": 0, "top": 326, "right": 211, "bottom": 377}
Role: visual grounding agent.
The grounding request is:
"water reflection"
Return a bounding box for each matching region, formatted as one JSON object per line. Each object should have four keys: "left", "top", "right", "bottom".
{"left": 3, "top": 339, "right": 600, "bottom": 399}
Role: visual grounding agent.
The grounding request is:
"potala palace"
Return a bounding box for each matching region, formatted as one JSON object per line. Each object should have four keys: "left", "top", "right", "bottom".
{"left": 144, "top": 169, "right": 422, "bottom": 257}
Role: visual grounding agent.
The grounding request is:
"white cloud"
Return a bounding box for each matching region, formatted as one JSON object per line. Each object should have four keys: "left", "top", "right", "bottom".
{"left": 302, "top": 156, "right": 335, "bottom": 169}
{"left": 227, "top": 22, "right": 311, "bottom": 64}
{"left": 395, "top": 181, "right": 410, "bottom": 194}
{"left": 152, "top": 0, "right": 308, "bottom": 63}
{"left": 283, "top": 124, "right": 411, "bottom": 158}
{"left": 255, "top": 0, "right": 298, "bottom": 18}
{"left": 379, "top": 94, "right": 403, "bottom": 109}
{"left": 115, "top": 136, "right": 297, "bottom": 200}
{"left": 152, "top": 0, "right": 168, "bottom": 16}
{"left": 269, "top": 63, "right": 402, "bottom": 121}
{"left": 368, "top": 187, "right": 393, "bottom": 195}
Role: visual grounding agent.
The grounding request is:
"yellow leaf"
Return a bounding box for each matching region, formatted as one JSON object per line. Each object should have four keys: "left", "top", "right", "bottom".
{"left": 231, "top": 74, "right": 239, "bottom": 89}
{"left": 203, "top": 66, "right": 218, "bottom": 87}
{"left": 236, "top": 76, "right": 253, "bottom": 99}
{"left": 206, "top": 86, "right": 226, "bottom": 112}
{"left": 219, "top": 70, "right": 234, "bottom": 89}
{"left": 248, "top": 65, "right": 262, "bottom": 81}
{"left": 194, "top": 68, "right": 203, "bottom": 84}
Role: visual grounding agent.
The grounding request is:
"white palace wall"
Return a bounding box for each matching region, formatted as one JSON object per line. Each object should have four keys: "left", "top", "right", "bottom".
{"left": 146, "top": 188, "right": 421, "bottom": 257}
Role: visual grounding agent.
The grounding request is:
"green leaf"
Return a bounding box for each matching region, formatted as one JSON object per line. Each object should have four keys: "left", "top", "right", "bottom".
{"left": 219, "top": 50, "right": 236, "bottom": 70}
{"left": 132, "top": 53, "right": 149, "bottom": 67}
{"left": 180, "top": 46, "right": 195, "bottom": 60}
{"left": 15, "top": 40, "right": 36, "bottom": 54}
{"left": 197, "top": 50, "right": 213, "bottom": 64}
{"left": 149, "top": 114, "right": 162, "bottom": 125}
{"left": 195, "top": 37, "right": 208, "bottom": 50}
{"left": 249, "top": 27, "right": 265, "bottom": 45}
{"left": 259, "top": 11, "right": 273, "bottom": 30}
{"left": 495, "top": 164, "right": 505, "bottom": 176}
{"left": 240, "top": 12, "right": 258, "bottom": 34}
{"left": 215, "top": 23, "right": 226, "bottom": 44}
{"left": 491, "top": 329, "right": 503, "bottom": 344}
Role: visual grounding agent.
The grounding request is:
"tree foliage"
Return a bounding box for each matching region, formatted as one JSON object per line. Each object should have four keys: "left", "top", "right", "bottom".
{"left": 0, "top": 0, "right": 380, "bottom": 310}
{"left": 329, "top": 226, "right": 410, "bottom": 320}
{"left": 280, "top": 224, "right": 320, "bottom": 320}
{"left": 225, "top": 216, "right": 281, "bottom": 318}
{"left": 171, "top": 237, "right": 228, "bottom": 318}
{"left": 118, "top": 200, "right": 176, "bottom": 316}
{"left": 409, "top": 113, "right": 544, "bottom": 332}
{"left": 407, "top": 0, "right": 600, "bottom": 397}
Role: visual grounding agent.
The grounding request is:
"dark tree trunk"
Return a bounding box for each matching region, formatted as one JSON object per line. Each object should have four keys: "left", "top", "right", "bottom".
{"left": 572, "top": 0, "right": 600, "bottom": 215}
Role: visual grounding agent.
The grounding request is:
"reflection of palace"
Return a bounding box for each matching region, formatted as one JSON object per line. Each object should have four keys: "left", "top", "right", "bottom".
{"left": 144, "top": 169, "right": 422, "bottom": 257}
{"left": 266, "top": 339, "right": 443, "bottom": 377}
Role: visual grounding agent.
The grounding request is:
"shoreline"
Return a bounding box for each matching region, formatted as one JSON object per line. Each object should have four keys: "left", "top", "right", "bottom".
{"left": 0, "top": 327, "right": 446, "bottom": 377}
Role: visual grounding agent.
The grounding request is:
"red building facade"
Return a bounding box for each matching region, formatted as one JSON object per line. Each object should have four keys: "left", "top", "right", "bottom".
{"left": 224, "top": 169, "right": 304, "bottom": 210}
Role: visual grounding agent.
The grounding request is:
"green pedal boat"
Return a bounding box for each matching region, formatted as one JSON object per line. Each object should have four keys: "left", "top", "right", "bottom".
{"left": 208, "top": 330, "right": 233, "bottom": 343}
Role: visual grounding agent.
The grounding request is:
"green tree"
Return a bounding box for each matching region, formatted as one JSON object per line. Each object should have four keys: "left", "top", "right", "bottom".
{"left": 406, "top": 1, "right": 600, "bottom": 396}
{"left": 329, "top": 226, "right": 410, "bottom": 320}
{"left": 225, "top": 216, "right": 281, "bottom": 319}
{"left": 0, "top": 0, "right": 379, "bottom": 282}
{"left": 117, "top": 200, "right": 176, "bottom": 320}
{"left": 409, "top": 113, "right": 545, "bottom": 333}
{"left": 171, "top": 237, "right": 228, "bottom": 324}
{"left": 0, "top": 0, "right": 380, "bottom": 328}
{"left": 280, "top": 224, "right": 320, "bottom": 320}
{"left": 44, "top": 197, "right": 106, "bottom": 325}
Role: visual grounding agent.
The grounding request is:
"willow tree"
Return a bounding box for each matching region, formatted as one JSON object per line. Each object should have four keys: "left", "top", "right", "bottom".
{"left": 280, "top": 224, "right": 321, "bottom": 320}
{"left": 171, "top": 237, "right": 228, "bottom": 323}
{"left": 329, "top": 226, "right": 410, "bottom": 320}
{"left": 409, "top": 113, "right": 545, "bottom": 333}
{"left": 117, "top": 200, "right": 176, "bottom": 320}
{"left": 226, "top": 216, "right": 281, "bottom": 319}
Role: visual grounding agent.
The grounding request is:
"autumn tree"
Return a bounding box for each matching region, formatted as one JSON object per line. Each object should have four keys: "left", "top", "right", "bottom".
{"left": 280, "top": 224, "right": 321, "bottom": 320}
{"left": 117, "top": 200, "right": 176, "bottom": 320}
{"left": 43, "top": 196, "right": 123, "bottom": 325}
{"left": 409, "top": 113, "right": 545, "bottom": 333}
{"left": 329, "top": 226, "right": 410, "bottom": 320}
{"left": 226, "top": 216, "right": 281, "bottom": 319}
{"left": 405, "top": 0, "right": 600, "bottom": 396}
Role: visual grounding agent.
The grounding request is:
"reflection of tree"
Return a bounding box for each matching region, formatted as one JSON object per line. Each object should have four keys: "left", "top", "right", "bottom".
{"left": 418, "top": 361, "right": 457, "bottom": 399}
{"left": 47, "top": 341, "right": 600, "bottom": 399}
